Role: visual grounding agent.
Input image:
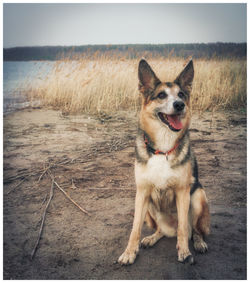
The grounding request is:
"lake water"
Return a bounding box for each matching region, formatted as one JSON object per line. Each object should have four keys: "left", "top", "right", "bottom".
{"left": 3, "top": 61, "right": 54, "bottom": 113}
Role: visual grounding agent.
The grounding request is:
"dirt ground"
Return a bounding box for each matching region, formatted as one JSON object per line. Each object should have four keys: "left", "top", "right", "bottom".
{"left": 3, "top": 107, "right": 246, "bottom": 280}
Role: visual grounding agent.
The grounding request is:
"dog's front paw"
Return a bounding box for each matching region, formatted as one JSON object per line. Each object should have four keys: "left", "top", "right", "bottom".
{"left": 177, "top": 249, "right": 194, "bottom": 264}
{"left": 118, "top": 247, "right": 139, "bottom": 265}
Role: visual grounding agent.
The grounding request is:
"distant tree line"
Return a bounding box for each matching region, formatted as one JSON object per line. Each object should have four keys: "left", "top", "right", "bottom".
{"left": 3, "top": 43, "right": 246, "bottom": 61}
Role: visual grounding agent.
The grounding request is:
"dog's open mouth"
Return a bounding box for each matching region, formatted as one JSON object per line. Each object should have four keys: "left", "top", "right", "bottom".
{"left": 158, "top": 113, "right": 183, "bottom": 131}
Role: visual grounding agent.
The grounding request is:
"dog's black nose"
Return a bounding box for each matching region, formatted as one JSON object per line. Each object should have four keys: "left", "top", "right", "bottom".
{"left": 173, "top": 101, "right": 185, "bottom": 112}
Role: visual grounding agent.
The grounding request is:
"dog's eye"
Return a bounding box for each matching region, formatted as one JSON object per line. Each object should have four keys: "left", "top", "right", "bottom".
{"left": 178, "top": 92, "right": 185, "bottom": 99}
{"left": 157, "top": 92, "right": 167, "bottom": 99}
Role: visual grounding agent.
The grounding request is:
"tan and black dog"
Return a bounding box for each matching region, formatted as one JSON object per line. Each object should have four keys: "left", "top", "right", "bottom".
{"left": 118, "top": 59, "right": 210, "bottom": 265}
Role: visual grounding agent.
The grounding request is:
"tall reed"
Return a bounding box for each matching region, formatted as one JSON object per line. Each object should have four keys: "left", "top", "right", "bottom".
{"left": 27, "top": 56, "right": 246, "bottom": 114}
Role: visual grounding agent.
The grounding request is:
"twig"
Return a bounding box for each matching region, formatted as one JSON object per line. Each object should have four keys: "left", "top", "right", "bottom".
{"left": 71, "top": 179, "right": 78, "bottom": 190}
{"left": 53, "top": 179, "right": 90, "bottom": 216}
{"left": 37, "top": 165, "right": 50, "bottom": 182}
{"left": 7, "top": 178, "right": 26, "bottom": 194}
{"left": 31, "top": 177, "right": 54, "bottom": 260}
{"left": 37, "top": 161, "right": 55, "bottom": 182}
{"left": 4, "top": 172, "right": 37, "bottom": 184}
{"left": 5, "top": 156, "right": 83, "bottom": 186}
{"left": 82, "top": 187, "right": 134, "bottom": 191}
{"left": 42, "top": 193, "right": 48, "bottom": 205}
{"left": 37, "top": 158, "right": 74, "bottom": 182}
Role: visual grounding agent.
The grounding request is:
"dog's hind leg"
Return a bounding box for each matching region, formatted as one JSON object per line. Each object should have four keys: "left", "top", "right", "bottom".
{"left": 142, "top": 203, "right": 177, "bottom": 248}
{"left": 190, "top": 187, "right": 210, "bottom": 253}
{"left": 145, "top": 211, "right": 157, "bottom": 229}
{"left": 141, "top": 227, "right": 164, "bottom": 248}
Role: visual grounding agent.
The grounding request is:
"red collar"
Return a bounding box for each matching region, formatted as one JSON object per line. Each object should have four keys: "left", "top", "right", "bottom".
{"left": 144, "top": 135, "right": 179, "bottom": 160}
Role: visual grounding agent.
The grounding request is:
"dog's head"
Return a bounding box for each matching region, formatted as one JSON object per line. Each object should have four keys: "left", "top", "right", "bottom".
{"left": 138, "top": 59, "right": 194, "bottom": 133}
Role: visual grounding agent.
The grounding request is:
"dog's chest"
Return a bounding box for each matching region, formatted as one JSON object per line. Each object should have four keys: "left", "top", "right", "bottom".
{"left": 139, "top": 155, "right": 179, "bottom": 190}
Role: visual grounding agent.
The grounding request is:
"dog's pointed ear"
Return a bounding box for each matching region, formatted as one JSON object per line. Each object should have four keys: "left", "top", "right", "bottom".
{"left": 138, "top": 59, "right": 161, "bottom": 95}
{"left": 174, "top": 60, "right": 194, "bottom": 94}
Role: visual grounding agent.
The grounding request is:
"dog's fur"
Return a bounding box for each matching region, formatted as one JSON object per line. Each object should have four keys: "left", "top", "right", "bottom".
{"left": 118, "top": 59, "right": 210, "bottom": 265}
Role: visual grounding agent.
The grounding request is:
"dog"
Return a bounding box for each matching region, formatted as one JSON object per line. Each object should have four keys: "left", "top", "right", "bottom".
{"left": 118, "top": 59, "right": 210, "bottom": 265}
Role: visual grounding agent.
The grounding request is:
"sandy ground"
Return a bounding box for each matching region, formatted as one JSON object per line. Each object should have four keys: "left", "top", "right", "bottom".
{"left": 3, "top": 107, "right": 246, "bottom": 279}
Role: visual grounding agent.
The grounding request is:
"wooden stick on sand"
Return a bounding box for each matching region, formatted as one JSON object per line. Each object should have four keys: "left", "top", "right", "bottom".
{"left": 31, "top": 177, "right": 54, "bottom": 260}
{"left": 46, "top": 170, "right": 90, "bottom": 215}
{"left": 53, "top": 180, "right": 90, "bottom": 216}
{"left": 31, "top": 169, "right": 89, "bottom": 259}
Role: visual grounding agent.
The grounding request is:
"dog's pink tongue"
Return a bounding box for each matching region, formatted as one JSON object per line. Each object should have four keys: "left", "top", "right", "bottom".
{"left": 167, "top": 115, "right": 183, "bottom": 130}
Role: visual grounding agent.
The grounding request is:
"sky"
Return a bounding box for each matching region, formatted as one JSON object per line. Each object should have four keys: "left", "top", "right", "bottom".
{"left": 3, "top": 3, "right": 247, "bottom": 48}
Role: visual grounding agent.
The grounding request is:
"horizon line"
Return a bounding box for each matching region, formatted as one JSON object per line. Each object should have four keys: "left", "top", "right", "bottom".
{"left": 4, "top": 41, "right": 247, "bottom": 49}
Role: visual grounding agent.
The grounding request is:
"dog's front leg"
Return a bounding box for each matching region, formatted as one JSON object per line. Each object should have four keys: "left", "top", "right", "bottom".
{"left": 118, "top": 187, "right": 149, "bottom": 265}
{"left": 175, "top": 187, "right": 194, "bottom": 264}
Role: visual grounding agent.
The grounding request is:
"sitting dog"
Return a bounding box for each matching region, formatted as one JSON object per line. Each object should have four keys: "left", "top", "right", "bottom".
{"left": 118, "top": 59, "right": 210, "bottom": 265}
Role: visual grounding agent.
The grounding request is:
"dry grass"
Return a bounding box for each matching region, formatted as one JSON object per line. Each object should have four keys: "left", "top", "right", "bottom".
{"left": 26, "top": 56, "right": 246, "bottom": 114}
